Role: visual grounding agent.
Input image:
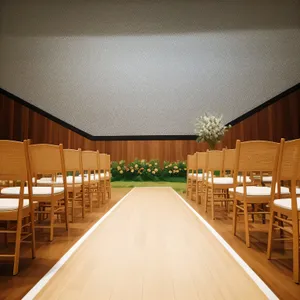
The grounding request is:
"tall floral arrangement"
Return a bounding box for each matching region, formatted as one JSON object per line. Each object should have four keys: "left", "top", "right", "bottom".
{"left": 194, "top": 113, "right": 230, "bottom": 149}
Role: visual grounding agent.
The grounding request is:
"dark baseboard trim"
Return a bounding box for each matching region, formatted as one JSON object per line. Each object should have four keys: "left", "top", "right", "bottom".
{"left": 1, "top": 82, "right": 299, "bottom": 141}
{"left": 226, "top": 83, "right": 300, "bottom": 127}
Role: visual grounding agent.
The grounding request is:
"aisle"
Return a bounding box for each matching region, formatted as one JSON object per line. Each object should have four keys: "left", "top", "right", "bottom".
{"left": 25, "top": 188, "right": 275, "bottom": 300}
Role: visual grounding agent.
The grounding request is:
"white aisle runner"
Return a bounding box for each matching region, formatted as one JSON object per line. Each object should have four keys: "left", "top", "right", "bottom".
{"left": 24, "top": 187, "right": 277, "bottom": 300}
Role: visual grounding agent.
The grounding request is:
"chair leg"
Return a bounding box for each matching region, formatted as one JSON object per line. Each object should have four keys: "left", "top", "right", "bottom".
{"left": 50, "top": 204, "right": 55, "bottom": 242}
{"left": 204, "top": 186, "right": 208, "bottom": 213}
{"left": 89, "top": 188, "right": 93, "bottom": 212}
{"left": 244, "top": 202, "right": 251, "bottom": 247}
{"left": 189, "top": 180, "right": 194, "bottom": 200}
{"left": 267, "top": 209, "right": 275, "bottom": 259}
{"left": 13, "top": 218, "right": 22, "bottom": 275}
{"left": 4, "top": 221, "right": 9, "bottom": 247}
{"left": 82, "top": 189, "right": 86, "bottom": 218}
{"left": 251, "top": 204, "right": 255, "bottom": 222}
{"left": 108, "top": 182, "right": 111, "bottom": 200}
{"left": 226, "top": 190, "right": 231, "bottom": 213}
{"left": 198, "top": 182, "right": 202, "bottom": 205}
{"left": 292, "top": 216, "right": 299, "bottom": 283}
{"left": 30, "top": 209, "right": 36, "bottom": 259}
{"left": 71, "top": 192, "right": 75, "bottom": 223}
{"left": 211, "top": 188, "right": 215, "bottom": 220}
{"left": 199, "top": 183, "right": 203, "bottom": 205}
{"left": 97, "top": 183, "right": 101, "bottom": 207}
{"left": 65, "top": 196, "right": 69, "bottom": 231}
{"left": 186, "top": 182, "right": 189, "bottom": 198}
{"left": 279, "top": 213, "right": 284, "bottom": 238}
{"left": 103, "top": 181, "right": 107, "bottom": 204}
{"left": 233, "top": 198, "right": 238, "bottom": 235}
{"left": 195, "top": 181, "right": 199, "bottom": 204}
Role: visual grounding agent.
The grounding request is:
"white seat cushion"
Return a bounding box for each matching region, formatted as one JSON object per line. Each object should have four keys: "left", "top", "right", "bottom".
{"left": 208, "top": 177, "right": 234, "bottom": 184}
{"left": 100, "top": 172, "right": 110, "bottom": 178}
{"left": 0, "top": 199, "right": 30, "bottom": 211}
{"left": 262, "top": 176, "right": 272, "bottom": 183}
{"left": 84, "top": 175, "right": 98, "bottom": 182}
{"left": 37, "top": 176, "right": 82, "bottom": 185}
{"left": 1, "top": 186, "right": 64, "bottom": 196}
{"left": 208, "top": 176, "right": 251, "bottom": 185}
{"left": 67, "top": 176, "right": 82, "bottom": 183}
{"left": 86, "top": 173, "right": 110, "bottom": 181}
{"left": 188, "top": 173, "right": 197, "bottom": 177}
{"left": 229, "top": 186, "right": 290, "bottom": 196}
{"left": 237, "top": 176, "right": 252, "bottom": 183}
{"left": 273, "top": 198, "right": 300, "bottom": 211}
{"left": 188, "top": 173, "right": 210, "bottom": 179}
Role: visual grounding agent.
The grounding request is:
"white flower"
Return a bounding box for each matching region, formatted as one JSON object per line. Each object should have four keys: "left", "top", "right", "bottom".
{"left": 194, "top": 113, "right": 229, "bottom": 147}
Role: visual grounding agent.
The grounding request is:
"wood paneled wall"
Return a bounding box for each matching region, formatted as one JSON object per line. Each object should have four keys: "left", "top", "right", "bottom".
{"left": 1, "top": 88, "right": 299, "bottom": 162}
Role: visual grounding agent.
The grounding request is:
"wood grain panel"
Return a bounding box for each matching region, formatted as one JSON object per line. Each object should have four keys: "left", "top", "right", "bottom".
{"left": 1, "top": 88, "right": 300, "bottom": 162}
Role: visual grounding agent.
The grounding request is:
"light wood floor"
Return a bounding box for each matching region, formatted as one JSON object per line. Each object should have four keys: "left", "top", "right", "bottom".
{"left": 1, "top": 187, "right": 299, "bottom": 300}
{"left": 32, "top": 187, "right": 267, "bottom": 300}
{"left": 0, "top": 189, "right": 130, "bottom": 300}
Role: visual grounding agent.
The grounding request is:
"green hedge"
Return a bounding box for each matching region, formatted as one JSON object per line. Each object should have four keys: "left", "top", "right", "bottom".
{"left": 111, "top": 159, "right": 187, "bottom": 182}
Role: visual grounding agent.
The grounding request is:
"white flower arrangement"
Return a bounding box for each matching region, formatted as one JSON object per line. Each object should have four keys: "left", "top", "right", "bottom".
{"left": 194, "top": 113, "right": 230, "bottom": 149}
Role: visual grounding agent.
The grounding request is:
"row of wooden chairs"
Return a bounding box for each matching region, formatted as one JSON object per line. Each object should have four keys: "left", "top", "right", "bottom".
{"left": 0, "top": 140, "right": 111, "bottom": 275}
{"left": 186, "top": 139, "right": 300, "bottom": 283}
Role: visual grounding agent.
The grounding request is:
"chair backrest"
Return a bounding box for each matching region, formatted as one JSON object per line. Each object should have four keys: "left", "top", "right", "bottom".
{"left": 63, "top": 149, "right": 82, "bottom": 173}
{"left": 187, "top": 154, "right": 197, "bottom": 174}
{"left": 275, "top": 138, "right": 300, "bottom": 211}
{"left": 234, "top": 140, "right": 282, "bottom": 191}
{"left": 98, "top": 153, "right": 110, "bottom": 170}
{"left": 0, "top": 140, "right": 33, "bottom": 209}
{"left": 206, "top": 150, "right": 224, "bottom": 173}
{"left": 196, "top": 151, "right": 207, "bottom": 173}
{"left": 0, "top": 140, "right": 30, "bottom": 182}
{"left": 29, "top": 144, "right": 65, "bottom": 176}
{"left": 106, "top": 154, "right": 111, "bottom": 171}
{"left": 235, "top": 140, "right": 281, "bottom": 173}
{"left": 223, "top": 148, "right": 235, "bottom": 175}
{"left": 98, "top": 153, "right": 110, "bottom": 180}
{"left": 81, "top": 150, "right": 99, "bottom": 182}
{"left": 81, "top": 150, "right": 99, "bottom": 171}
{"left": 277, "top": 139, "right": 300, "bottom": 182}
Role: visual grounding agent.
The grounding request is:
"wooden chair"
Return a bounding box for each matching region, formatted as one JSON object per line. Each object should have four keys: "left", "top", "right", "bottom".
{"left": 186, "top": 154, "right": 197, "bottom": 200}
{"left": 0, "top": 140, "right": 36, "bottom": 275}
{"left": 267, "top": 138, "right": 300, "bottom": 283}
{"left": 63, "top": 149, "right": 85, "bottom": 221}
{"left": 98, "top": 153, "right": 111, "bottom": 203}
{"left": 205, "top": 150, "right": 234, "bottom": 220}
{"left": 35, "top": 149, "right": 85, "bottom": 222}
{"left": 231, "top": 139, "right": 290, "bottom": 248}
{"left": 81, "top": 150, "right": 101, "bottom": 212}
{"left": 195, "top": 152, "right": 208, "bottom": 204}
{"left": 1, "top": 144, "right": 69, "bottom": 242}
